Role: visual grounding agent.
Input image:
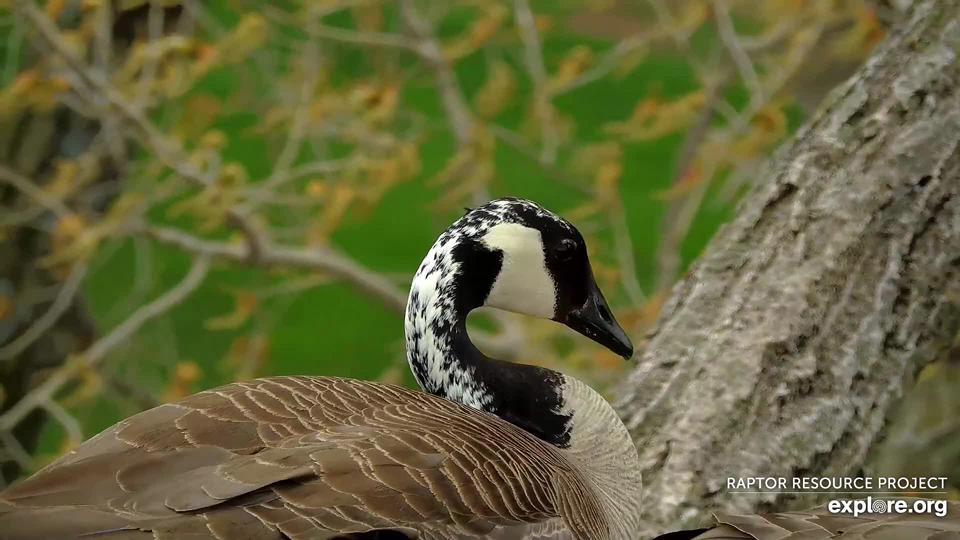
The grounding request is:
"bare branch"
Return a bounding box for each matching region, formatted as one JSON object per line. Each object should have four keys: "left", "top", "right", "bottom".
{"left": 719, "top": 25, "right": 823, "bottom": 141}
{"left": 102, "top": 236, "right": 155, "bottom": 324}
{"left": 131, "top": 0, "right": 166, "bottom": 108}
{"left": 738, "top": 20, "right": 795, "bottom": 51}
{"left": 399, "top": 0, "right": 490, "bottom": 206}
{"left": 487, "top": 123, "right": 589, "bottom": 195}
{"left": 0, "top": 256, "right": 211, "bottom": 433}
{"left": 0, "top": 432, "right": 30, "bottom": 471}
{"left": 41, "top": 399, "right": 83, "bottom": 444}
{"left": 655, "top": 73, "right": 729, "bottom": 290}
{"left": 243, "top": 159, "right": 352, "bottom": 204}
{"left": 653, "top": 8, "right": 823, "bottom": 292}
{"left": 140, "top": 224, "right": 519, "bottom": 358}
{"left": 140, "top": 224, "right": 407, "bottom": 313}
{"left": 285, "top": 159, "right": 353, "bottom": 180}
{"left": 611, "top": 203, "right": 646, "bottom": 306}
{"left": 244, "top": 28, "right": 324, "bottom": 212}
{"left": 271, "top": 52, "right": 319, "bottom": 178}
{"left": 645, "top": 0, "right": 708, "bottom": 77}
{"left": 0, "top": 263, "right": 89, "bottom": 362}
{"left": 549, "top": 32, "right": 656, "bottom": 97}
{"left": 399, "top": 0, "right": 473, "bottom": 147}
{"left": 513, "top": 0, "right": 557, "bottom": 163}
{"left": 711, "top": 0, "right": 762, "bottom": 97}
{"left": 255, "top": 274, "right": 335, "bottom": 299}
{"left": 86, "top": 257, "right": 208, "bottom": 364}
{"left": 0, "top": 164, "right": 73, "bottom": 220}
{"left": 19, "top": 4, "right": 268, "bottom": 261}
{"left": 305, "top": 23, "right": 419, "bottom": 51}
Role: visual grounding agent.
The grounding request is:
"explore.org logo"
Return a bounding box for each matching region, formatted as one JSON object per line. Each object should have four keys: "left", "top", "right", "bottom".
{"left": 827, "top": 497, "right": 948, "bottom": 518}
{"left": 726, "top": 476, "right": 951, "bottom": 518}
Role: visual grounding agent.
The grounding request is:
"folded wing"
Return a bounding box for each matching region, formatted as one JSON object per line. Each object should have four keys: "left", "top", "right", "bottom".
{"left": 0, "top": 376, "right": 596, "bottom": 540}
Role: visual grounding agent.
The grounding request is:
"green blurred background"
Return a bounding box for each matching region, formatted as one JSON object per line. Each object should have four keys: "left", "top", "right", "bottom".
{"left": 9, "top": 0, "right": 953, "bottom": 490}
{"left": 64, "top": 2, "right": 758, "bottom": 444}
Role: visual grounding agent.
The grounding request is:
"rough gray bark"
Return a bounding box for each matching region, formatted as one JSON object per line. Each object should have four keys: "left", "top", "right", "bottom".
{"left": 613, "top": 1, "right": 960, "bottom": 535}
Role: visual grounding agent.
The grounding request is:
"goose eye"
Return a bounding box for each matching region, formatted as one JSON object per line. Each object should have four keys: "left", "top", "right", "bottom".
{"left": 556, "top": 238, "right": 577, "bottom": 260}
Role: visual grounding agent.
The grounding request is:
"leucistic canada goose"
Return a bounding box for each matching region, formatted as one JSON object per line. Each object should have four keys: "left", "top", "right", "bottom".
{"left": 0, "top": 198, "right": 644, "bottom": 540}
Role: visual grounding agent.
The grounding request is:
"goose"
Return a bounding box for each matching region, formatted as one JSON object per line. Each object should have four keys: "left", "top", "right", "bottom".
{"left": 0, "top": 197, "right": 644, "bottom": 540}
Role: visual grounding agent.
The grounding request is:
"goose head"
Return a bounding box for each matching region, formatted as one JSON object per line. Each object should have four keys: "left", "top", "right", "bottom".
{"left": 451, "top": 198, "right": 632, "bottom": 356}
{"left": 473, "top": 203, "right": 634, "bottom": 360}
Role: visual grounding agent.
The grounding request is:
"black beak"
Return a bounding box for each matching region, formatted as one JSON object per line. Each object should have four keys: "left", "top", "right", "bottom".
{"left": 563, "top": 282, "right": 634, "bottom": 360}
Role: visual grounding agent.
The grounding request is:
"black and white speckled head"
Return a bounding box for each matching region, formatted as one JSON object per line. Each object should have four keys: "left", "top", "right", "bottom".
{"left": 404, "top": 198, "right": 634, "bottom": 446}
{"left": 404, "top": 198, "right": 643, "bottom": 535}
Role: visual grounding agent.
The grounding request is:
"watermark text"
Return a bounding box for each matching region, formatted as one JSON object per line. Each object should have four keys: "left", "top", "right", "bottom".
{"left": 726, "top": 476, "right": 948, "bottom": 492}
{"left": 827, "top": 497, "right": 948, "bottom": 518}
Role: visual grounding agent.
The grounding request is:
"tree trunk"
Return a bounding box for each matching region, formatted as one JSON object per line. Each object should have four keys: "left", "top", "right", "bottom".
{"left": 613, "top": 1, "right": 960, "bottom": 535}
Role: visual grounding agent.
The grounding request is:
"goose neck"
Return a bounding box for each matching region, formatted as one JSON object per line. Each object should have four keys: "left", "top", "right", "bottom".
{"left": 403, "top": 234, "right": 574, "bottom": 448}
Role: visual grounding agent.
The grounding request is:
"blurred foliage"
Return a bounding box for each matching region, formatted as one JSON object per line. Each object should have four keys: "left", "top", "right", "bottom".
{"left": 1, "top": 0, "right": 950, "bottom": 494}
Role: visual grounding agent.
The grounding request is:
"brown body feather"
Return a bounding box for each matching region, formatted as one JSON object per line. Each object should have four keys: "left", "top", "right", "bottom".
{"left": 0, "top": 376, "right": 603, "bottom": 540}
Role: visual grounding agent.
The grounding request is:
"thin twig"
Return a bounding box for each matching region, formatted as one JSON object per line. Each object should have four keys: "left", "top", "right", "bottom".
{"left": 642, "top": 0, "right": 743, "bottom": 128}
{"left": 42, "top": 399, "right": 83, "bottom": 443}
{"left": 141, "top": 224, "right": 407, "bottom": 312}
{"left": 305, "top": 23, "right": 419, "bottom": 50}
{"left": 488, "top": 123, "right": 589, "bottom": 195}
{"left": 611, "top": 202, "right": 646, "bottom": 306}
{"left": 93, "top": 0, "right": 128, "bottom": 177}
{"left": 399, "top": 0, "right": 488, "bottom": 205}
{"left": 20, "top": 4, "right": 267, "bottom": 261}
{"left": 739, "top": 19, "right": 795, "bottom": 51}
{"left": 651, "top": 10, "right": 823, "bottom": 291}
{"left": 0, "top": 164, "right": 73, "bottom": 219}
{"left": 243, "top": 17, "right": 325, "bottom": 213}
{"left": 18, "top": 4, "right": 105, "bottom": 99}
{"left": 184, "top": 0, "right": 280, "bottom": 85}
{"left": 0, "top": 263, "right": 89, "bottom": 362}
{"left": 399, "top": 0, "right": 473, "bottom": 147}
{"left": 273, "top": 0, "right": 491, "bottom": 206}
{"left": 513, "top": 0, "right": 557, "bottom": 164}
{"left": 712, "top": 0, "right": 763, "bottom": 98}
{"left": 658, "top": 158, "right": 716, "bottom": 286}
{"left": 140, "top": 224, "right": 517, "bottom": 358}
{"left": 0, "top": 256, "right": 211, "bottom": 432}
{"left": 550, "top": 32, "right": 656, "bottom": 97}
{"left": 84, "top": 256, "right": 206, "bottom": 367}
{"left": 701, "top": 21, "right": 824, "bottom": 161}
{"left": 654, "top": 72, "right": 728, "bottom": 290}
{"left": 255, "top": 274, "right": 334, "bottom": 299}
{"left": 242, "top": 159, "right": 351, "bottom": 203}
{"left": 131, "top": 0, "right": 166, "bottom": 108}
{"left": 269, "top": 62, "right": 318, "bottom": 178}
{"left": 0, "top": 431, "right": 31, "bottom": 470}
{"left": 103, "top": 235, "right": 155, "bottom": 325}
{"left": 645, "top": 0, "right": 708, "bottom": 78}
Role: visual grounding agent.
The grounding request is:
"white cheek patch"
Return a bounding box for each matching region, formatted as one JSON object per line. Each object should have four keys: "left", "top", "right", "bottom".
{"left": 480, "top": 223, "right": 557, "bottom": 318}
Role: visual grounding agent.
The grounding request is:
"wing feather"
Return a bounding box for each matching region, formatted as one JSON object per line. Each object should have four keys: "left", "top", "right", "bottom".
{"left": 0, "top": 376, "right": 597, "bottom": 540}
